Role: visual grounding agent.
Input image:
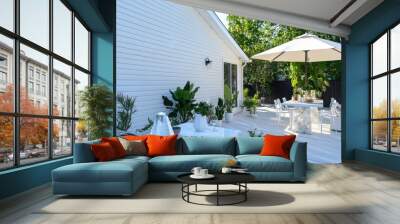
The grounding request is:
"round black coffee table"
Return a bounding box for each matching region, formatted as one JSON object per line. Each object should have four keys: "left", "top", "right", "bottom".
{"left": 177, "top": 173, "right": 255, "bottom": 206}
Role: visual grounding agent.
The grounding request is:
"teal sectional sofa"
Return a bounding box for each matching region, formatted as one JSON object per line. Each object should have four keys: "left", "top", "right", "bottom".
{"left": 52, "top": 136, "right": 307, "bottom": 196}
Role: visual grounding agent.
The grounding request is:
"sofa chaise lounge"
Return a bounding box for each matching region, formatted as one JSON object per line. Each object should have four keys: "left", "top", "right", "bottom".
{"left": 52, "top": 136, "right": 307, "bottom": 196}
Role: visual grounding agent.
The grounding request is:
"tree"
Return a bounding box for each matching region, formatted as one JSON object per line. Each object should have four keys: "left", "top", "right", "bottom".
{"left": 0, "top": 85, "right": 59, "bottom": 151}
{"left": 226, "top": 16, "right": 341, "bottom": 97}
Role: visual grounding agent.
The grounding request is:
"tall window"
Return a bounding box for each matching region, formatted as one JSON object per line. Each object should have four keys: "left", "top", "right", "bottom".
{"left": 370, "top": 23, "right": 400, "bottom": 153}
{"left": 0, "top": 0, "right": 91, "bottom": 170}
{"left": 224, "top": 62, "right": 238, "bottom": 106}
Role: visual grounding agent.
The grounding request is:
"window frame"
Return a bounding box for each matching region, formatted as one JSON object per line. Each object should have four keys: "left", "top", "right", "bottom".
{"left": 224, "top": 62, "right": 238, "bottom": 107}
{"left": 0, "top": 0, "right": 92, "bottom": 171}
{"left": 370, "top": 22, "right": 400, "bottom": 154}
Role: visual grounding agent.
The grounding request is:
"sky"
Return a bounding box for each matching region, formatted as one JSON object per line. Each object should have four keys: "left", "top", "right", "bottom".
{"left": 216, "top": 12, "right": 229, "bottom": 28}
{"left": 0, "top": 0, "right": 88, "bottom": 73}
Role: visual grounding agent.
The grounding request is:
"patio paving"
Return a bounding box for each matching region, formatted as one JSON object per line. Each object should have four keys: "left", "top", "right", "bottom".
{"left": 223, "top": 105, "right": 341, "bottom": 164}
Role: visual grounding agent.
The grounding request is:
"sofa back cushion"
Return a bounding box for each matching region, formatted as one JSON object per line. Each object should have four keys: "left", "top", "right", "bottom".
{"left": 73, "top": 139, "right": 100, "bottom": 163}
{"left": 178, "top": 136, "right": 235, "bottom": 155}
{"left": 236, "top": 137, "right": 263, "bottom": 155}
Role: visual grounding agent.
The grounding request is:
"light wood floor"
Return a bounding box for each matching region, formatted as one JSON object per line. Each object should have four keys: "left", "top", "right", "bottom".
{"left": 1, "top": 162, "right": 400, "bottom": 224}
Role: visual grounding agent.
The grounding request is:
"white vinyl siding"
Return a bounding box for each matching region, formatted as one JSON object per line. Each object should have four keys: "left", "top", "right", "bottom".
{"left": 116, "top": 0, "right": 242, "bottom": 130}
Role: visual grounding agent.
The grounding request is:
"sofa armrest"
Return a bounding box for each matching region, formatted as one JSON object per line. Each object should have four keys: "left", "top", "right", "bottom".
{"left": 289, "top": 141, "right": 307, "bottom": 181}
{"left": 73, "top": 141, "right": 99, "bottom": 163}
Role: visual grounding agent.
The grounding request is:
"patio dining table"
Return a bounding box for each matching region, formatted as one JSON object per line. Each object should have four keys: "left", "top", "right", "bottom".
{"left": 282, "top": 100, "right": 323, "bottom": 134}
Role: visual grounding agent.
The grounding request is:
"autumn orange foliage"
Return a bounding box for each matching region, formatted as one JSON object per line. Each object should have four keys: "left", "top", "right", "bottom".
{"left": 0, "top": 85, "right": 59, "bottom": 150}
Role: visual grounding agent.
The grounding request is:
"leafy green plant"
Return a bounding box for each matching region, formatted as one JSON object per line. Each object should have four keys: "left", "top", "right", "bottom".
{"left": 80, "top": 84, "right": 113, "bottom": 140}
{"left": 116, "top": 93, "right": 136, "bottom": 133}
{"left": 162, "top": 81, "right": 199, "bottom": 125}
{"left": 136, "top": 117, "right": 154, "bottom": 133}
{"left": 243, "top": 88, "right": 260, "bottom": 115}
{"left": 215, "top": 98, "right": 225, "bottom": 120}
{"left": 195, "top": 101, "right": 214, "bottom": 116}
{"left": 224, "top": 85, "right": 238, "bottom": 113}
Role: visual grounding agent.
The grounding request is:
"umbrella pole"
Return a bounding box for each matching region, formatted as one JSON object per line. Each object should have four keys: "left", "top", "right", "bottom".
{"left": 304, "top": 50, "right": 309, "bottom": 90}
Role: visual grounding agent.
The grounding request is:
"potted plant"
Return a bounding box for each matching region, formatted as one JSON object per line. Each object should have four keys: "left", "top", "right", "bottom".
{"left": 224, "top": 85, "right": 237, "bottom": 123}
{"left": 194, "top": 101, "right": 212, "bottom": 131}
{"left": 215, "top": 98, "right": 225, "bottom": 127}
{"left": 162, "top": 81, "right": 199, "bottom": 126}
{"left": 242, "top": 88, "right": 260, "bottom": 117}
{"left": 79, "top": 84, "right": 113, "bottom": 140}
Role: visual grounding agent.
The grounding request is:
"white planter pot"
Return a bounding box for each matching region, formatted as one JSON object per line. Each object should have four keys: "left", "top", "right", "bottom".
{"left": 194, "top": 114, "right": 208, "bottom": 132}
{"left": 225, "top": 112, "right": 233, "bottom": 123}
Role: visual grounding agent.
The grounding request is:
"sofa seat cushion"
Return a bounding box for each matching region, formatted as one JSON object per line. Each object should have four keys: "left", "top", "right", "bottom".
{"left": 149, "top": 154, "right": 235, "bottom": 172}
{"left": 236, "top": 155, "right": 293, "bottom": 172}
{"left": 53, "top": 158, "right": 147, "bottom": 183}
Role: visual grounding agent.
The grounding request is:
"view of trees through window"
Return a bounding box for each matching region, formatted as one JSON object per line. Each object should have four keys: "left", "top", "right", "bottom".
{"left": 371, "top": 23, "right": 400, "bottom": 153}
{"left": 0, "top": 0, "right": 91, "bottom": 170}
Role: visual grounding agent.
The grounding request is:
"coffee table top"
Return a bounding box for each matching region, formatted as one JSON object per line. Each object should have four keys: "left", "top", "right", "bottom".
{"left": 177, "top": 173, "right": 255, "bottom": 185}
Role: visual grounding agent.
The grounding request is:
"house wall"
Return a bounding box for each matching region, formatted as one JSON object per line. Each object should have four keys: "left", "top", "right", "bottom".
{"left": 116, "top": 0, "right": 243, "bottom": 130}
{"left": 343, "top": 0, "right": 400, "bottom": 171}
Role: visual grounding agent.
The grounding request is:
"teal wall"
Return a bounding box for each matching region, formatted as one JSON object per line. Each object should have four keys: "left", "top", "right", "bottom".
{"left": 0, "top": 0, "right": 116, "bottom": 200}
{"left": 343, "top": 0, "right": 400, "bottom": 171}
{"left": 92, "top": 32, "right": 114, "bottom": 88}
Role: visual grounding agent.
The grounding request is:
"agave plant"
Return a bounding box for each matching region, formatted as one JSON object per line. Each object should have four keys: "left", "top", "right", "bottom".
{"left": 162, "top": 81, "right": 199, "bottom": 125}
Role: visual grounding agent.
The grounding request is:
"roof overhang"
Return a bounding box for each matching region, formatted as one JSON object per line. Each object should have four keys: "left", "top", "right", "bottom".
{"left": 197, "top": 10, "right": 250, "bottom": 62}
{"left": 168, "top": 0, "right": 384, "bottom": 38}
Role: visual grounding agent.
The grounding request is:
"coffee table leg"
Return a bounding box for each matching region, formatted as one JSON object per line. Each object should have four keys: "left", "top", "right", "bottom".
{"left": 245, "top": 183, "right": 247, "bottom": 201}
{"left": 217, "top": 184, "right": 219, "bottom": 206}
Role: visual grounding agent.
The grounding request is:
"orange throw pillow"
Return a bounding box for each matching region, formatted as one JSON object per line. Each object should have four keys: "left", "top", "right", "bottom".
{"left": 260, "top": 134, "right": 296, "bottom": 159}
{"left": 123, "top": 135, "right": 150, "bottom": 141}
{"left": 146, "top": 135, "right": 177, "bottom": 157}
{"left": 91, "top": 142, "right": 117, "bottom": 162}
{"left": 101, "top": 137, "right": 127, "bottom": 158}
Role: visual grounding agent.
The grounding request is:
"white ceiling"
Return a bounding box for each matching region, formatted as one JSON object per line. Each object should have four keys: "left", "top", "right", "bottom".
{"left": 168, "top": 0, "right": 384, "bottom": 38}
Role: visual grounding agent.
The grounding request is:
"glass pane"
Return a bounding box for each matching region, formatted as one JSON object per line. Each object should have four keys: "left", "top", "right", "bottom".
{"left": 74, "top": 69, "right": 89, "bottom": 118}
{"left": 391, "top": 24, "right": 400, "bottom": 70}
{"left": 53, "top": 59, "right": 72, "bottom": 117}
{"left": 372, "top": 33, "right": 387, "bottom": 76}
{"left": 20, "top": 117, "right": 49, "bottom": 165}
{"left": 391, "top": 120, "right": 400, "bottom": 153}
{"left": 74, "top": 18, "right": 89, "bottom": 70}
{"left": 0, "top": 34, "right": 14, "bottom": 112}
{"left": 224, "top": 63, "right": 230, "bottom": 87}
{"left": 75, "top": 120, "right": 88, "bottom": 143}
{"left": 53, "top": 119, "right": 72, "bottom": 157}
{"left": 0, "top": 116, "right": 14, "bottom": 170}
{"left": 53, "top": 0, "right": 72, "bottom": 60}
{"left": 20, "top": 44, "right": 49, "bottom": 115}
{"left": 372, "top": 76, "right": 387, "bottom": 119}
{"left": 20, "top": 0, "right": 49, "bottom": 49}
{"left": 391, "top": 72, "right": 400, "bottom": 118}
{"left": 372, "top": 121, "right": 388, "bottom": 151}
{"left": 0, "top": 0, "right": 14, "bottom": 31}
{"left": 232, "top": 64, "right": 237, "bottom": 106}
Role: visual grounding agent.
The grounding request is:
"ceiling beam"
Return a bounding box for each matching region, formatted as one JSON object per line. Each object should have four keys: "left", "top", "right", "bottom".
{"left": 330, "top": 0, "right": 368, "bottom": 27}
{"left": 168, "top": 0, "right": 351, "bottom": 37}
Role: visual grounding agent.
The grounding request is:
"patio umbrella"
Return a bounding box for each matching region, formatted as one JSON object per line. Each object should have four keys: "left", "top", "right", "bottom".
{"left": 251, "top": 33, "right": 341, "bottom": 82}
